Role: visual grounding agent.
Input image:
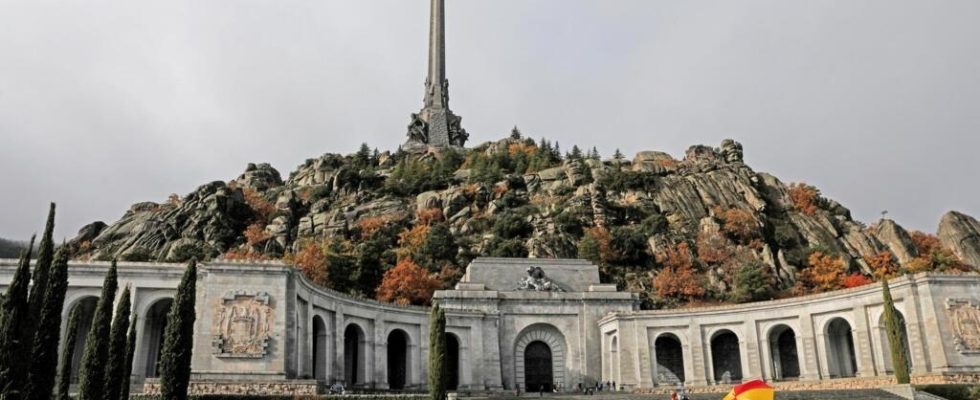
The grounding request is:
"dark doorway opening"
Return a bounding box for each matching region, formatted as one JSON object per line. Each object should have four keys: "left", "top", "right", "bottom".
{"left": 446, "top": 333, "right": 460, "bottom": 390}
{"left": 143, "top": 298, "right": 173, "bottom": 379}
{"left": 654, "top": 334, "right": 685, "bottom": 385}
{"left": 769, "top": 325, "right": 800, "bottom": 380}
{"left": 387, "top": 329, "right": 408, "bottom": 390}
{"left": 524, "top": 341, "right": 553, "bottom": 392}
{"left": 345, "top": 324, "right": 364, "bottom": 386}
{"left": 711, "top": 330, "right": 743, "bottom": 383}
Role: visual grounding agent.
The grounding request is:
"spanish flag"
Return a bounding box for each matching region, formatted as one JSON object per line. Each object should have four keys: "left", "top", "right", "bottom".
{"left": 722, "top": 379, "right": 775, "bottom": 400}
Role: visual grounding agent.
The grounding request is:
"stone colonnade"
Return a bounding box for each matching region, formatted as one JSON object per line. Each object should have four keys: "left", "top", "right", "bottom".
{"left": 598, "top": 273, "right": 980, "bottom": 390}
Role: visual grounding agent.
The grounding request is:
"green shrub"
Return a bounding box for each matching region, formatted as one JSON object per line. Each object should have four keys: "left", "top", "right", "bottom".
{"left": 492, "top": 214, "right": 533, "bottom": 239}
{"left": 915, "top": 385, "right": 980, "bottom": 400}
{"left": 486, "top": 238, "right": 528, "bottom": 258}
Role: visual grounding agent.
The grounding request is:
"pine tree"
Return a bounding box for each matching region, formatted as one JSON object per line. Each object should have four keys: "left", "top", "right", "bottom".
{"left": 56, "top": 307, "right": 82, "bottom": 400}
{"left": 354, "top": 143, "right": 372, "bottom": 169}
{"left": 121, "top": 315, "right": 138, "bottom": 400}
{"left": 589, "top": 146, "right": 601, "bottom": 160}
{"left": 104, "top": 285, "right": 132, "bottom": 400}
{"left": 25, "top": 247, "right": 71, "bottom": 400}
{"left": 510, "top": 126, "right": 522, "bottom": 140}
{"left": 0, "top": 236, "right": 35, "bottom": 399}
{"left": 568, "top": 145, "right": 583, "bottom": 160}
{"left": 881, "top": 277, "right": 911, "bottom": 384}
{"left": 77, "top": 261, "right": 118, "bottom": 400}
{"left": 428, "top": 304, "right": 447, "bottom": 400}
{"left": 158, "top": 261, "right": 198, "bottom": 400}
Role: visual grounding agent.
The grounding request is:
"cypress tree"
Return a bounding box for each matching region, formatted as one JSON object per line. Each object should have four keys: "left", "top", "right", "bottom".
{"left": 27, "top": 204, "right": 56, "bottom": 322}
{"left": 427, "top": 304, "right": 447, "bottom": 400}
{"left": 881, "top": 277, "right": 911, "bottom": 384}
{"left": 56, "top": 306, "right": 82, "bottom": 400}
{"left": 121, "top": 315, "right": 138, "bottom": 400}
{"left": 104, "top": 285, "right": 132, "bottom": 400}
{"left": 0, "top": 236, "right": 35, "bottom": 399}
{"left": 25, "top": 247, "right": 71, "bottom": 400}
{"left": 158, "top": 261, "right": 198, "bottom": 400}
{"left": 77, "top": 260, "right": 118, "bottom": 400}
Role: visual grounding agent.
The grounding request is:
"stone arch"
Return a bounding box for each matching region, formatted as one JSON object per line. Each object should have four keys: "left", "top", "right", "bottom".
{"left": 514, "top": 324, "right": 566, "bottom": 392}
{"left": 66, "top": 296, "right": 99, "bottom": 383}
{"left": 141, "top": 297, "right": 173, "bottom": 378}
{"left": 767, "top": 324, "right": 800, "bottom": 380}
{"left": 825, "top": 317, "right": 857, "bottom": 378}
{"left": 653, "top": 332, "right": 685, "bottom": 385}
{"left": 877, "top": 309, "right": 912, "bottom": 375}
{"left": 386, "top": 329, "right": 410, "bottom": 390}
{"left": 710, "top": 329, "right": 742, "bottom": 384}
{"left": 344, "top": 323, "right": 368, "bottom": 387}
{"left": 609, "top": 335, "right": 620, "bottom": 384}
{"left": 446, "top": 332, "right": 461, "bottom": 390}
{"left": 312, "top": 315, "right": 328, "bottom": 382}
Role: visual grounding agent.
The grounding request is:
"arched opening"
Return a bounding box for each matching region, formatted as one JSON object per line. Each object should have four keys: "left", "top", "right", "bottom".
{"left": 386, "top": 329, "right": 409, "bottom": 390}
{"left": 768, "top": 325, "right": 800, "bottom": 380}
{"left": 710, "top": 330, "right": 742, "bottom": 384}
{"left": 524, "top": 341, "right": 553, "bottom": 392}
{"left": 344, "top": 324, "right": 365, "bottom": 387}
{"left": 142, "top": 298, "right": 173, "bottom": 378}
{"left": 69, "top": 296, "right": 99, "bottom": 383}
{"left": 654, "top": 334, "right": 685, "bottom": 385}
{"left": 878, "top": 310, "right": 912, "bottom": 375}
{"left": 826, "top": 318, "right": 857, "bottom": 378}
{"left": 446, "top": 333, "right": 460, "bottom": 391}
{"left": 312, "top": 316, "right": 327, "bottom": 382}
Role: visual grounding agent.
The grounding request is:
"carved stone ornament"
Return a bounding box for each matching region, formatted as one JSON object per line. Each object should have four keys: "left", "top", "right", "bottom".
{"left": 945, "top": 298, "right": 980, "bottom": 354}
{"left": 212, "top": 291, "right": 274, "bottom": 358}
{"left": 517, "top": 266, "right": 565, "bottom": 292}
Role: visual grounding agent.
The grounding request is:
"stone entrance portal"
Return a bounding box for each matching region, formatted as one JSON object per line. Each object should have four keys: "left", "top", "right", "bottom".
{"left": 524, "top": 341, "right": 553, "bottom": 392}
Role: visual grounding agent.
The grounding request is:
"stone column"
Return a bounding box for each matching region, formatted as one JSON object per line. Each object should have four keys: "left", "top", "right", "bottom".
{"left": 743, "top": 323, "right": 762, "bottom": 379}
{"left": 634, "top": 323, "right": 653, "bottom": 389}
{"left": 333, "top": 309, "right": 346, "bottom": 384}
{"left": 371, "top": 319, "right": 385, "bottom": 389}
{"left": 797, "top": 313, "right": 821, "bottom": 380}
{"left": 686, "top": 322, "right": 709, "bottom": 386}
{"left": 851, "top": 307, "right": 876, "bottom": 377}
{"left": 901, "top": 281, "right": 930, "bottom": 374}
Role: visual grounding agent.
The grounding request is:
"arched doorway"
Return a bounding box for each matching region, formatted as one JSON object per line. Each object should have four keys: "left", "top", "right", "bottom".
{"left": 446, "top": 333, "right": 460, "bottom": 390}
{"left": 710, "top": 330, "right": 742, "bottom": 384}
{"left": 386, "top": 329, "right": 409, "bottom": 390}
{"left": 514, "top": 324, "right": 566, "bottom": 392}
{"left": 142, "top": 298, "right": 173, "bottom": 378}
{"left": 68, "top": 296, "right": 99, "bottom": 383}
{"left": 524, "top": 341, "right": 553, "bottom": 392}
{"left": 654, "top": 333, "right": 685, "bottom": 385}
{"left": 826, "top": 318, "right": 857, "bottom": 378}
{"left": 878, "top": 311, "right": 912, "bottom": 375}
{"left": 344, "top": 324, "right": 366, "bottom": 387}
{"left": 609, "top": 336, "right": 619, "bottom": 384}
{"left": 768, "top": 325, "right": 800, "bottom": 380}
{"left": 312, "top": 316, "right": 327, "bottom": 382}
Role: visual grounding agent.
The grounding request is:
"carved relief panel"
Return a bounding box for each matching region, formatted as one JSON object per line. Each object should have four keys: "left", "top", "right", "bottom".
{"left": 945, "top": 298, "right": 980, "bottom": 354}
{"left": 212, "top": 291, "right": 274, "bottom": 358}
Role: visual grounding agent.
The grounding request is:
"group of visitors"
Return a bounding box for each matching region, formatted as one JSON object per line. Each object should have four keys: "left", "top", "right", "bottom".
{"left": 575, "top": 381, "right": 617, "bottom": 395}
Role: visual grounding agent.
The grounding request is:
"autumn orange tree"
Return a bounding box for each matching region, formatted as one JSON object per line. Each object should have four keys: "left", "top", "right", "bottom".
{"left": 291, "top": 241, "right": 328, "bottom": 287}
{"left": 714, "top": 207, "right": 760, "bottom": 244}
{"left": 376, "top": 258, "right": 442, "bottom": 306}
{"left": 865, "top": 251, "right": 899, "bottom": 279}
{"left": 788, "top": 183, "right": 821, "bottom": 216}
{"left": 841, "top": 273, "right": 874, "bottom": 288}
{"left": 653, "top": 242, "right": 705, "bottom": 301}
{"left": 797, "top": 251, "right": 847, "bottom": 293}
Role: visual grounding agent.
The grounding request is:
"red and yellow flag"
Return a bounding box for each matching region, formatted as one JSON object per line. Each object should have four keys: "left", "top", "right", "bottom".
{"left": 722, "top": 379, "right": 775, "bottom": 400}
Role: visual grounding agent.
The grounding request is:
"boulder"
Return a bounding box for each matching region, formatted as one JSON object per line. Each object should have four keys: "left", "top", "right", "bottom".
{"left": 234, "top": 163, "right": 283, "bottom": 191}
{"left": 938, "top": 211, "right": 980, "bottom": 267}
{"left": 871, "top": 219, "right": 918, "bottom": 265}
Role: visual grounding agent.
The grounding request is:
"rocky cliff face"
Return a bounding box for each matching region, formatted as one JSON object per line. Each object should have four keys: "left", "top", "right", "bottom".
{"left": 938, "top": 211, "right": 980, "bottom": 267}
{"left": 66, "top": 137, "right": 977, "bottom": 305}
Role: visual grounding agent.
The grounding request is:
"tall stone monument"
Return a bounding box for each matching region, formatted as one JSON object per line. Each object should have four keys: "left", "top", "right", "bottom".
{"left": 404, "top": 0, "right": 468, "bottom": 150}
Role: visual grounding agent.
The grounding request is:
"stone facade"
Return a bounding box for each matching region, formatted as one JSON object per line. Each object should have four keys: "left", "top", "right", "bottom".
{"left": 0, "top": 257, "right": 978, "bottom": 395}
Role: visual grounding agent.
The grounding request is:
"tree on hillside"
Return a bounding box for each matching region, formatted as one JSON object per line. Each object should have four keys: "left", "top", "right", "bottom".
{"left": 376, "top": 259, "right": 442, "bottom": 306}
{"left": 77, "top": 260, "right": 118, "bottom": 400}
{"left": 881, "top": 277, "right": 911, "bottom": 384}
{"left": 653, "top": 242, "right": 705, "bottom": 301}
{"left": 55, "top": 307, "right": 81, "bottom": 400}
{"left": 428, "top": 304, "right": 447, "bottom": 400}
{"left": 158, "top": 261, "right": 198, "bottom": 400}
{"left": 731, "top": 261, "right": 774, "bottom": 303}
{"left": 0, "top": 236, "right": 35, "bottom": 399}
{"left": 104, "top": 285, "right": 132, "bottom": 400}
{"left": 26, "top": 247, "right": 71, "bottom": 400}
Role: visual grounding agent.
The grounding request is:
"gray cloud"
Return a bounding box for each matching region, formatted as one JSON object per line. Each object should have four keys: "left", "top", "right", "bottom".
{"left": 1, "top": 0, "right": 978, "bottom": 240}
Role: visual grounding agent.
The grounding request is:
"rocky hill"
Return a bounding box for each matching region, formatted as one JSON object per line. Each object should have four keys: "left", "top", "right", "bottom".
{"left": 0, "top": 238, "right": 30, "bottom": 258}
{"left": 65, "top": 135, "right": 980, "bottom": 307}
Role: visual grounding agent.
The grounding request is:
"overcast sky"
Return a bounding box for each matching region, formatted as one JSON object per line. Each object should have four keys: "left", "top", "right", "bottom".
{"left": 1, "top": 0, "right": 978, "bottom": 241}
